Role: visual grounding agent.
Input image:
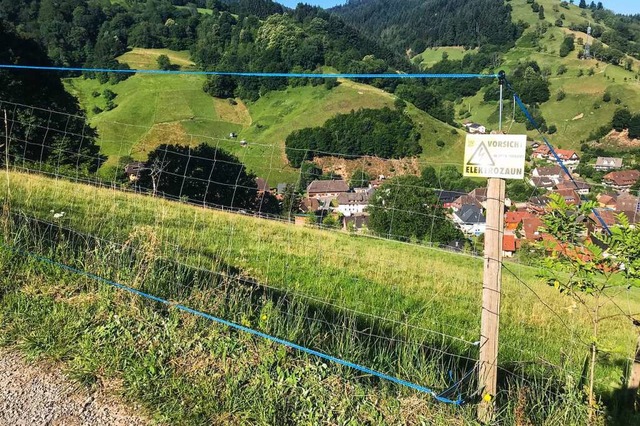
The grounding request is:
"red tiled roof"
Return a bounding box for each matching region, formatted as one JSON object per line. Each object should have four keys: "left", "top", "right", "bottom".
{"left": 616, "top": 193, "right": 639, "bottom": 211}
{"left": 556, "top": 181, "right": 590, "bottom": 191}
{"left": 604, "top": 170, "right": 640, "bottom": 187}
{"left": 555, "top": 149, "right": 579, "bottom": 160}
{"left": 533, "top": 146, "right": 550, "bottom": 156}
{"left": 522, "top": 217, "right": 544, "bottom": 241}
{"left": 590, "top": 209, "right": 617, "bottom": 227}
{"left": 503, "top": 235, "right": 517, "bottom": 252}
{"left": 505, "top": 211, "right": 532, "bottom": 224}
{"left": 597, "top": 193, "right": 617, "bottom": 207}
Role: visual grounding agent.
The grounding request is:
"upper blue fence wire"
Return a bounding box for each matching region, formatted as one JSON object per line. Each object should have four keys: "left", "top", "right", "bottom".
{"left": 0, "top": 64, "right": 497, "bottom": 79}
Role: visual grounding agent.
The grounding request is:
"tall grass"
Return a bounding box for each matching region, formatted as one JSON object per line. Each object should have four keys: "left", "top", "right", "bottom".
{"left": 2, "top": 170, "right": 640, "bottom": 423}
{"left": 0, "top": 208, "right": 595, "bottom": 424}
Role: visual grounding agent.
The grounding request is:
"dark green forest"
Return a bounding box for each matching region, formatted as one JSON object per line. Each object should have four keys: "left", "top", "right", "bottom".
{"left": 139, "top": 143, "right": 280, "bottom": 213}
{"left": 332, "top": 0, "right": 524, "bottom": 53}
{"left": 284, "top": 108, "right": 421, "bottom": 167}
{"left": 0, "top": 20, "right": 101, "bottom": 173}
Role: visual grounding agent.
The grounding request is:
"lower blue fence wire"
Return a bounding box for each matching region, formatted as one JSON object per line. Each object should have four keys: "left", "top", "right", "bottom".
{"left": 0, "top": 242, "right": 465, "bottom": 405}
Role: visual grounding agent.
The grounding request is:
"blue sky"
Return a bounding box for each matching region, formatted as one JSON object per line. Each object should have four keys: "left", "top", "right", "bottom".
{"left": 278, "top": 0, "right": 639, "bottom": 14}
{"left": 605, "top": 0, "right": 640, "bottom": 15}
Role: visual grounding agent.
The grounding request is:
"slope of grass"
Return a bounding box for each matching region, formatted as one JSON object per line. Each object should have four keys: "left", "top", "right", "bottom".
{"left": 5, "top": 170, "right": 640, "bottom": 422}
{"left": 117, "top": 48, "right": 195, "bottom": 70}
{"left": 415, "top": 0, "right": 640, "bottom": 152}
{"left": 2, "top": 171, "right": 640, "bottom": 397}
{"left": 175, "top": 5, "right": 213, "bottom": 15}
{"left": 413, "top": 47, "right": 477, "bottom": 69}
{"left": 64, "top": 48, "right": 466, "bottom": 185}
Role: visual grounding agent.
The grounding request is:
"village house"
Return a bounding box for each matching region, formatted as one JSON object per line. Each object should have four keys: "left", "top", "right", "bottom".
{"left": 522, "top": 216, "right": 544, "bottom": 241}
{"left": 307, "top": 180, "right": 350, "bottom": 198}
{"left": 450, "top": 194, "right": 483, "bottom": 212}
{"left": 529, "top": 176, "right": 557, "bottom": 191}
{"left": 555, "top": 180, "right": 591, "bottom": 196}
{"left": 551, "top": 188, "right": 580, "bottom": 206}
{"left": 616, "top": 192, "right": 639, "bottom": 213}
{"left": 526, "top": 196, "right": 551, "bottom": 215}
{"left": 532, "top": 148, "right": 580, "bottom": 171}
{"left": 597, "top": 193, "right": 617, "bottom": 209}
{"left": 554, "top": 149, "right": 580, "bottom": 169}
{"left": 588, "top": 209, "right": 618, "bottom": 234}
{"left": 450, "top": 187, "right": 510, "bottom": 212}
{"left": 435, "top": 190, "right": 466, "bottom": 209}
{"left": 336, "top": 190, "right": 373, "bottom": 217}
{"left": 502, "top": 235, "right": 520, "bottom": 258}
{"left": 452, "top": 204, "right": 486, "bottom": 236}
{"left": 124, "top": 162, "right": 145, "bottom": 181}
{"left": 505, "top": 210, "right": 533, "bottom": 231}
{"left": 595, "top": 157, "right": 623, "bottom": 171}
{"left": 464, "top": 122, "right": 486, "bottom": 134}
{"left": 531, "top": 165, "right": 566, "bottom": 183}
{"left": 468, "top": 187, "right": 488, "bottom": 206}
{"left": 532, "top": 145, "right": 550, "bottom": 160}
{"left": 603, "top": 170, "right": 640, "bottom": 191}
{"left": 342, "top": 212, "right": 369, "bottom": 231}
{"left": 255, "top": 177, "right": 270, "bottom": 194}
{"left": 300, "top": 197, "right": 322, "bottom": 214}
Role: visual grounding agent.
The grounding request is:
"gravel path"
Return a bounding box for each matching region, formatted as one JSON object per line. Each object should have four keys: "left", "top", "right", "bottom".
{"left": 0, "top": 349, "right": 150, "bottom": 426}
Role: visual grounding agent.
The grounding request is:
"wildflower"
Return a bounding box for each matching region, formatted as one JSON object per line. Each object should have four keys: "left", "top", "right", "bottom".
{"left": 261, "top": 314, "right": 267, "bottom": 321}
{"left": 53, "top": 211, "right": 65, "bottom": 219}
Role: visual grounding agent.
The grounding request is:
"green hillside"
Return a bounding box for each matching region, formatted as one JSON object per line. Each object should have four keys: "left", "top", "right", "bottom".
{"left": 415, "top": 0, "right": 640, "bottom": 152}
{"left": 64, "top": 48, "right": 464, "bottom": 186}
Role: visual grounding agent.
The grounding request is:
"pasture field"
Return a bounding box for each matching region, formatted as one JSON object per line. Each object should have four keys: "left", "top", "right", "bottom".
{"left": 1, "top": 171, "right": 639, "bottom": 424}
{"left": 413, "top": 47, "right": 477, "bottom": 69}
{"left": 64, "top": 48, "right": 465, "bottom": 186}
{"left": 417, "top": 0, "right": 640, "bottom": 151}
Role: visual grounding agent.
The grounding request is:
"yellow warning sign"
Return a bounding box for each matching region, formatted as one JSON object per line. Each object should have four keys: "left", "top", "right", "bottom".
{"left": 463, "top": 134, "right": 526, "bottom": 180}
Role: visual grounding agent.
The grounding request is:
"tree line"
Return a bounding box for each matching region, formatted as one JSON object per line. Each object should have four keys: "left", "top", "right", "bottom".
{"left": 0, "top": 20, "right": 102, "bottom": 174}
{"left": 138, "top": 143, "right": 281, "bottom": 214}
{"left": 333, "top": 0, "right": 524, "bottom": 54}
{"left": 284, "top": 108, "right": 421, "bottom": 167}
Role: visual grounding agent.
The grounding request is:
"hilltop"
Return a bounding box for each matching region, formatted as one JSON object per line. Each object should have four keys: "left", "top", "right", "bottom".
{"left": 336, "top": 0, "right": 640, "bottom": 154}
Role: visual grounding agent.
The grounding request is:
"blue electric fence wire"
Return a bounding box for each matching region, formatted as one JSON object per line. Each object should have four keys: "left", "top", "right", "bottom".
{"left": 503, "top": 76, "right": 612, "bottom": 235}
{"left": 0, "top": 242, "right": 465, "bottom": 405}
{"left": 0, "top": 64, "right": 497, "bottom": 80}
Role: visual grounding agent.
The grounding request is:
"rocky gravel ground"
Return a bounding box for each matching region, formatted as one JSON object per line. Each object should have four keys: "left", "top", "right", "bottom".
{"left": 0, "top": 349, "right": 150, "bottom": 426}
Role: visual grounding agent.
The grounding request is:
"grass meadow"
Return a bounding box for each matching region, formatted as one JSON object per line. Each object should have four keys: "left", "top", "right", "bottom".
{"left": 2, "top": 170, "right": 640, "bottom": 423}
{"left": 64, "top": 48, "right": 465, "bottom": 186}
{"left": 417, "top": 0, "right": 640, "bottom": 151}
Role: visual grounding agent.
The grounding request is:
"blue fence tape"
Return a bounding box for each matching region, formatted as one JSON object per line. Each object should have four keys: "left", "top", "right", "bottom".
{"left": 0, "top": 242, "right": 464, "bottom": 405}
{"left": 0, "top": 64, "right": 496, "bottom": 80}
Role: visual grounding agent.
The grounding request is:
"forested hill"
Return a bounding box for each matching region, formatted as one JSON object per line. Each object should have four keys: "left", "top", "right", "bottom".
{"left": 331, "top": 0, "right": 524, "bottom": 53}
